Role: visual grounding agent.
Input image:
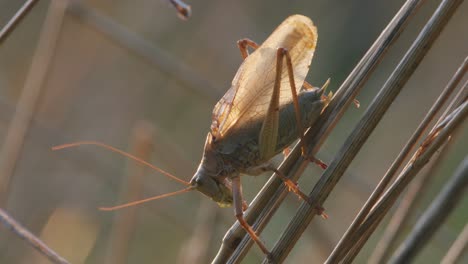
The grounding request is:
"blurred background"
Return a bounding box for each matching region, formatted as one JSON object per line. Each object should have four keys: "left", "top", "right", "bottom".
{"left": 0, "top": 0, "right": 466, "bottom": 263}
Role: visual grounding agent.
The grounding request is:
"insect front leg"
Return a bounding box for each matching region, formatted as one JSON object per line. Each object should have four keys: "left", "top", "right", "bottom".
{"left": 237, "top": 38, "right": 259, "bottom": 59}
{"left": 231, "top": 176, "right": 271, "bottom": 257}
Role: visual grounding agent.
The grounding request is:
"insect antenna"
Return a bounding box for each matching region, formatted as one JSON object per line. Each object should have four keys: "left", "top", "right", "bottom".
{"left": 99, "top": 186, "right": 196, "bottom": 211}
{"left": 51, "top": 141, "right": 190, "bottom": 185}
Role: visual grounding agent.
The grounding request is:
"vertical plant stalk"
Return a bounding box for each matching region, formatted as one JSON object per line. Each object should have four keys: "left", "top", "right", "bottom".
{"left": 342, "top": 101, "right": 468, "bottom": 263}
{"left": 388, "top": 158, "right": 468, "bottom": 263}
{"left": 177, "top": 200, "right": 217, "bottom": 264}
{"left": 213, "top": 0, "right": 425, "bottom": 262}
{"left": 0, "top": 208, "right": 70, "bottom": 264}
{"left": 0, "top": 0, "right": 68, "bottom": 206}
{"left": 266, "top": 0, "right": 463, "bottom": 262}
{"left": 0, "top": 0, "right": 40, "bottom": 44}
{"left": 105, "top": 121, "right": 154, "bottom": 264}
{"left": 329, "top": 56, "right": 468, "bottom": 263}
{"left": 369, "top": 80, "right": 467, "bottom": 264}
{"left": 441, "top": 223, "right": 468, "bottom": 264}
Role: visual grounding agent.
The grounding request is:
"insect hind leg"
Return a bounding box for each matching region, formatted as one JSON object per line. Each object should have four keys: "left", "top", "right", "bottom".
{"left": 280, "top": 49, "right": 332, "bottom": 171}
{"left": 278, "top": 48, "right": 308, "bottom": 157}
{"left": 240, "top": 43, "right": 330, "bottom": 170}
{"left": 237, "top": 39, "right": 317, "bottom": 92}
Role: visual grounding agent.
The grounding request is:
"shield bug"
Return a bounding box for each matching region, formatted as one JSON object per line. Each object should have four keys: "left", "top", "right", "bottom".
{"left": 54, "top": 14, "right": 332, "bottom": 258}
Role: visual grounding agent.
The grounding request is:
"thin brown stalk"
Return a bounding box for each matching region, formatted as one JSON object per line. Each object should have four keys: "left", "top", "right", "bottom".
{"left": 369, "top": 81, "right": 467, "bottom": 264}
{"left": 264, "top": 0, "right": 463, "bottom": 262}
{"left": 329, "top": 56, "right": 468, "bottom": 263}
{"left": 368, "top": 142, "right": 446, "bottom": 264}
{"left": 341, "top": 101, "right": 468, "bottom": 263}
{"left": 0, "top": 0, "right": 40, "bottom": 44}
{"left": 66, "top": 2, "right": 217, "bottom": 102}
{"left": 388, "top": 157, "right": 468, "bottom": 263}
{"left": 0, "top": 208, "right": 70, "bottom": 264}
{"left": 105, "top": 121, "right": 154, "bottom": 264}
{"left": 177, "top": 200, "right": 217, "bottom": 264}
{"left": 442, "top": 223, "right": 468, "bottom": 264}
{"left": 213, "top": 0, "right": 425, "bottom": 263}
{"left": 0, "top": 0, "right": 68, "bottom": 206}
{"left": 344, "top": 75, "right": 468, "bottom": 263}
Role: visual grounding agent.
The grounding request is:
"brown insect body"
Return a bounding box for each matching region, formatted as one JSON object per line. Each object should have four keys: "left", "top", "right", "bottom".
{"left": 189, "top": 15, "right": 326, "bottom": 208}
{"left": 191, "top": 89, "right": 325, "bottom": 206}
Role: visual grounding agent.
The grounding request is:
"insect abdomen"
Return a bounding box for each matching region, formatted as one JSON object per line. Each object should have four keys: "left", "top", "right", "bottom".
{"left": 214, "top": 88, "right": 324, "bottom": 171}
{"left": 275, "top": 89, "right": 324, "bottom": 152}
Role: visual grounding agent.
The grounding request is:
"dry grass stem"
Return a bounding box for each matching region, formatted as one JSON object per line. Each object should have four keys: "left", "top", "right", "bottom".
{"left": 177, "top": 200, "right": 217, "bottom": 264}
{"left": 213, "top": 0, "right": 426, "bottom": 263}
{"left": 341, "top": 100, "right": 468, "bottom": 263}
{"left": 67, "top": 2, "right": 217, "bottom": 102}
{"left": 329, "top": 55, "right": 468, "bottom": 262}
{"left": 0, "top": 208, "right": 70, "bottom": 264}
{"left": 1, "top": 1, "right": 463, "bottom": 263}
{"left": 0, "top": 0, "right": 40, "bottom": 44}
{"left": 368, "top": 138, "right": 449, "bottom": 264}
{"left": 442, "top": 223, "right": 468, "bottom": 264}
{"left": 0, "top": 0, "right": 68, "bottom": 206}
{"left": 263, "top": 0, "right": 464, "bottom": 262}
{"left": 388, "top": 158, "right": 468, "bottom": 263}
{"left": 369, "top": 79, "right": 467, "bottom": 264}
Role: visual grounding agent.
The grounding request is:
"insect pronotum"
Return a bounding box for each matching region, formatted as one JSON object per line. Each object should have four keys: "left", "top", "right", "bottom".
{"left": 53, "top": 14, "right": 332, "bottom": 259}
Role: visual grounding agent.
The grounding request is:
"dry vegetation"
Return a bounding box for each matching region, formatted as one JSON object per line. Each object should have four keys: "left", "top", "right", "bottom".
{"left": 0, "top": 0, "right": 466, "bottom": 263}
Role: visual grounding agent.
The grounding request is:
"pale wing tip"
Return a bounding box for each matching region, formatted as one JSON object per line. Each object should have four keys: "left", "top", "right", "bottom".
{"left": 285, "top": 14, "right": 316, "bottom": 29}
{"left": 284, "top": 14, "right": 317, "bottom": 45}
{"left": 286, "top": 14, "right": 313, "bottom": 23}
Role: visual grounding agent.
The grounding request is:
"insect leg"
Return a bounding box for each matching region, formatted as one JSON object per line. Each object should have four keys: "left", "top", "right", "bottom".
{"left": 237, "top": 39, "right": 319, "bottom": 94}
{"left": 308, "top": 156, "right": 328, "bottom": 170}
{"left": 237, "top": 38, "right": 259, "bottom": 59}
{"left": 282, "top": 49, "right": 335, "bottom": 171}
{"left": 258, "top": 48, "right": 284, "bottom": 160}
{"left": 232, "top": 176, "right": 271, "bottom": 256}
{"left": 264, "top": 164, "right": 327, "bottom": 219}
{"left": 281, "top": 48, "right": 308, "bottom": 157}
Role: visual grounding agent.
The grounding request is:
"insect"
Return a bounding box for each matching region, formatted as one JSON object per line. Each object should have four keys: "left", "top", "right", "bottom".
{"left": 54, "top": 14, "right": 331, "bottom": 258}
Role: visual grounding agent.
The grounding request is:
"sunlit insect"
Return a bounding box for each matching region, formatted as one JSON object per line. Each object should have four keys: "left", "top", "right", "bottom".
{"left": 53, "top": 14, "right": 333, "bottom": 258}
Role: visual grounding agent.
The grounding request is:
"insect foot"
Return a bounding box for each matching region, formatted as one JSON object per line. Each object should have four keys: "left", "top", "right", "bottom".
{"left": 307, "top": 156, "right": 328, "bottom": 170}
{"left": 298, "top": 193, "right": 328, "bottom": 219}
{"left": 314, "top": 204, "right": 328, "bottom": 219}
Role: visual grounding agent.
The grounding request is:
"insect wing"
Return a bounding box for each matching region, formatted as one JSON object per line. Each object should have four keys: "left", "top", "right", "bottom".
{"left": 211, "top": 15, "right": 318, "bottom": 139}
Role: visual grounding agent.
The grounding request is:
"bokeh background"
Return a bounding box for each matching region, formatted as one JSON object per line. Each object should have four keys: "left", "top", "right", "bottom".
{"left": 0, "top": 0, "right": 467, "bottom": 263}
